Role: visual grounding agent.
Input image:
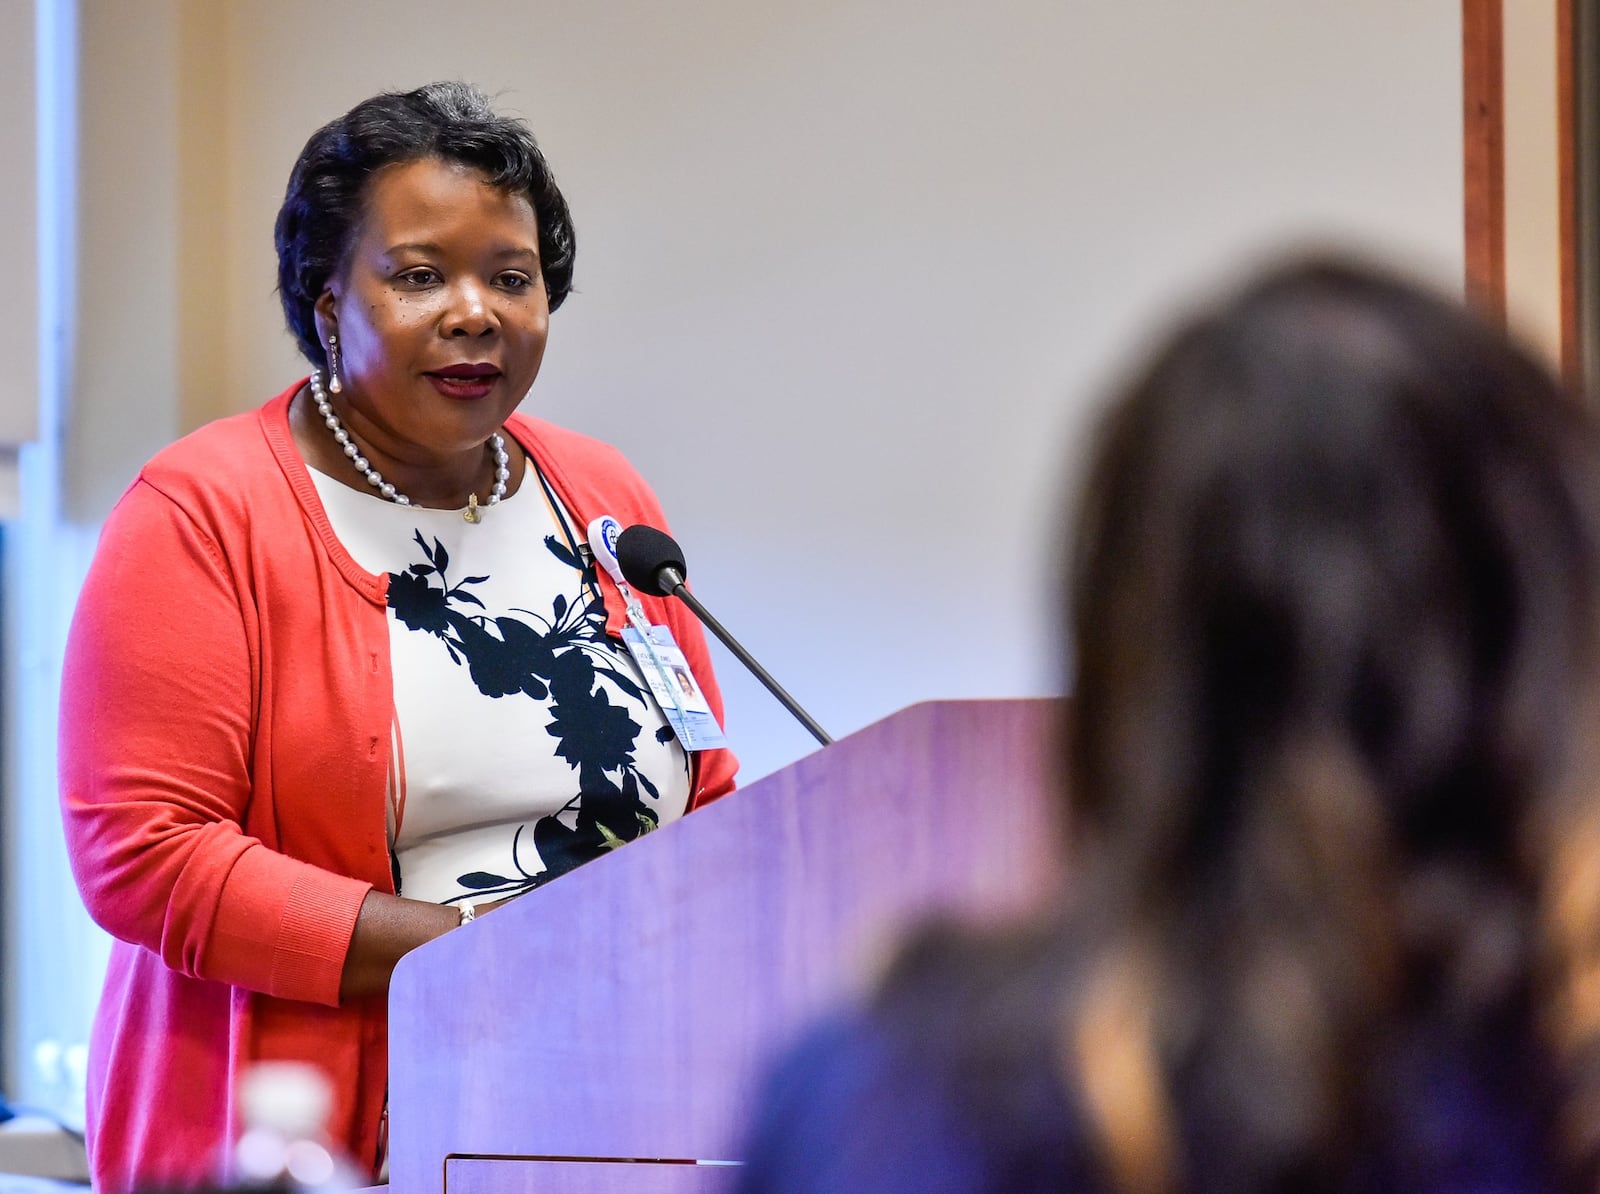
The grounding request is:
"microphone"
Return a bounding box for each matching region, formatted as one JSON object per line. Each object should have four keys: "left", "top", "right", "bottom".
{"left": 615, "top": 526, "right": 687, "bottom": 594}
{"left": 615, "top": 525, "right": 833, "bottom": 747}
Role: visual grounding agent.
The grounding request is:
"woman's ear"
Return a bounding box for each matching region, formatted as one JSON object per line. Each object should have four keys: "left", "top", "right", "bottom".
{"left": 313, "top": 290, "right": 338, "bottom": 350}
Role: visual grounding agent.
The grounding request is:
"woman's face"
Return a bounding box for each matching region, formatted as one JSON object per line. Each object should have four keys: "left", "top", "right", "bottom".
{"left": 314, "top": 156, "right": 549, "bottom": 472}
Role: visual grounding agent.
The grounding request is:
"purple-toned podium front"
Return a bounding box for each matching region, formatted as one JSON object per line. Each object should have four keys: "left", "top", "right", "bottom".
{"left": 387, "top": 699, "right": 1064, "bottom": 1194}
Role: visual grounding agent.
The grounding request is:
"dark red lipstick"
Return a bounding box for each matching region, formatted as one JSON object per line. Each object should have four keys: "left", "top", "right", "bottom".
{"left": 426, "top": 363, "right": 502, "bottom": 400}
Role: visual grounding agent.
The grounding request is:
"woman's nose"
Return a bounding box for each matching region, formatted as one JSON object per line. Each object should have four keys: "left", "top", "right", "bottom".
{"left": 443, "top": 282, "right": 497, "bottom": 337}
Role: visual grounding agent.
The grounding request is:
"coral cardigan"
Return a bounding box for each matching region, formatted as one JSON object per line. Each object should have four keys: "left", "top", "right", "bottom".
{"left": 59, "top": 383, "right": 738, "bottom": 1194}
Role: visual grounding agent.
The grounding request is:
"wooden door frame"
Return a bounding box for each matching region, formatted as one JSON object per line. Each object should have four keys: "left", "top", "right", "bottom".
{"left": 1464, "top": 0, "right": 1507, "bottom": 320}
{"left": 1463, "top": 0, "right": 1581, "bottom": 383}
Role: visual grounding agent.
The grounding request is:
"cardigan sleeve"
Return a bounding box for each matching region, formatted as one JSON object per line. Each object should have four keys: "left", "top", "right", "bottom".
{"left": 59, "top": 478, "right": 371, "bottom": 1008}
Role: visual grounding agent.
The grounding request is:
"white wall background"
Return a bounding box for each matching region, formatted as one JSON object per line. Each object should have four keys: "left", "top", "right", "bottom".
{"left": 199, "top": 0, "right": 1465, "bottom": 783}
{"left": 10, "top": 0, "right": 1464, "bottom": 1115}
{"left": 0, "top": 0, "right": 39, "bottom": 513}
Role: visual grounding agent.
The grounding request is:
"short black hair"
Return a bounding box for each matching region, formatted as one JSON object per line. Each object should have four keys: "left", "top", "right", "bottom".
{"left": 274, "top": 81, "right": 576, "bottom": 370}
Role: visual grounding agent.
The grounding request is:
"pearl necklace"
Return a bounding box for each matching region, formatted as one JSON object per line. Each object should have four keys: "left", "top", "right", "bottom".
{"left": 310, "top": 370, "right": 510, "bottom": 523}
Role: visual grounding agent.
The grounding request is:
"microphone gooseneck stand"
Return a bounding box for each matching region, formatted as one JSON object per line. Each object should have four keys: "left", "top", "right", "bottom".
{"left": 614, "top": 524, "right": 834, "bottom": 747}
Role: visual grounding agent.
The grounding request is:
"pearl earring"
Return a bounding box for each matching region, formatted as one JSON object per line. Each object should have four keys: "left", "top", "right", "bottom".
{"left": 328, "top": 333, "right": 343, "bottom": 394}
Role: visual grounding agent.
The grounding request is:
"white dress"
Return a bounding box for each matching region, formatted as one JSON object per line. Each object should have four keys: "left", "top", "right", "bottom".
{"left": 309, "top": 459, "right": 691, "bottom": 909}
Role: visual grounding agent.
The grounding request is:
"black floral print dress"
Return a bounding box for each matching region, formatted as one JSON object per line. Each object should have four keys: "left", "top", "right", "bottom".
{"left": 310, "top": 464, "right": 691, "bottom": 909}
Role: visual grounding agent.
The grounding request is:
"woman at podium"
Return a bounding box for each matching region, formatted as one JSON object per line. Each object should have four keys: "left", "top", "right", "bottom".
{"left": 737, "top": 259, "right": 1600, "bottom": 1192}
{"left": 58, "top": 82, "right": 736, "bottom": 1194}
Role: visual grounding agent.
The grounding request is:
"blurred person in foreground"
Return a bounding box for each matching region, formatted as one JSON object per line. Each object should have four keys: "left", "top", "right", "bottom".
{"left": 58, "top": 82, "right": 735, "bottom": 1194}
{"left": 736, "top": 259, "right": 1600, "bottom": 1193}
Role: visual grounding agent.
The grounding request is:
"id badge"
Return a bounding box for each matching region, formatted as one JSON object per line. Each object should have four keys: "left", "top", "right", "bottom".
{"left": 621, "top": 625, "right": 729, "bottom": 752}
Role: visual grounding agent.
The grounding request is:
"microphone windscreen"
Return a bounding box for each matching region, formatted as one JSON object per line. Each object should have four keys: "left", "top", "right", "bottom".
{"left": 615, "top": 525, "right": 688, "bottom": 595}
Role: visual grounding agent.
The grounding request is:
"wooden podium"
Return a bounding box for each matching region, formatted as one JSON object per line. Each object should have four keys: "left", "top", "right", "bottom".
{"left": 387, "top": 699, "right": 1063, "bottom": 1193}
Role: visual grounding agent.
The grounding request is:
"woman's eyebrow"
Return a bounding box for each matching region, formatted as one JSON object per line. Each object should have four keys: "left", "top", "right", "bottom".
{"left": 384, "top": 241, "right": 444, "bottom": 257}
{"left": 383, "top": 242, "right": 539, "bottom": 261}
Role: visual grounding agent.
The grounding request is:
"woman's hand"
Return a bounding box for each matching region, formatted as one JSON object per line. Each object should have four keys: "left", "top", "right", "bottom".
{"left": 338, "top": 891, "right": 460, "bottom": 1002}
{"left": 337, "top": 891, "right": 525, "bottom": 1001}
